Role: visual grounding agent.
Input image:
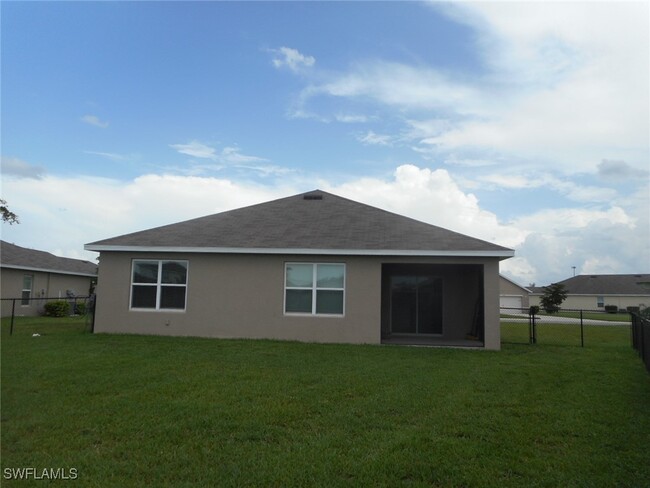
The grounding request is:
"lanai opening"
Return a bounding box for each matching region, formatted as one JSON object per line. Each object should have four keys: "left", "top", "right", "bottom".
{"left": 381, "top": 263, "right": 485, "bottom": 347}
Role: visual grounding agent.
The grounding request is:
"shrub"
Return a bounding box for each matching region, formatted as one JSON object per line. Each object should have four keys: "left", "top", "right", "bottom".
{"left": 529, "top": 305, "right": 540, "bottom": 315}
{"left": 540, "top": 283, "right": 568, "bottom": 314}
{"left": 75, "top": 302, "right": 86, "bottom": 315}
{"left": 43, "top": 300, "right": 71, "bottom": 317}
{"left": 604, "top": 305, "right": 618, "bottom": 314}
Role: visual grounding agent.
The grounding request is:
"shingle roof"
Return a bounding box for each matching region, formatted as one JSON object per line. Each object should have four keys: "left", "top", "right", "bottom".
{"left": 86, "top": 190, "right": 513, "bottom": 257}
{"left": 555, "top": 274, "right": 650, "bottom": 295}
{"left": 1, "top": 240, "right": 98, "bottom": 276}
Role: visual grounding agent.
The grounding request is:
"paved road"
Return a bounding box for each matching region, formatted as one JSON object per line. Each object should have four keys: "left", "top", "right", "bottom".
{"left": 500, "top": 312, "right": 631, "bottom": 326}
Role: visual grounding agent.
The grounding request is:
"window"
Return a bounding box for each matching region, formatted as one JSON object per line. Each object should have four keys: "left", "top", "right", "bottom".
{"left": 21, "top": 275, "right": 33, "bottom": 306}
{"left": 131, "top": 260, "right": 188, "bottom": 311}
{"left": 285, "top": 263, "right": 345, "bottom": 316}
{"left": 597, "top": 296, "right": 604, "bottom": 308}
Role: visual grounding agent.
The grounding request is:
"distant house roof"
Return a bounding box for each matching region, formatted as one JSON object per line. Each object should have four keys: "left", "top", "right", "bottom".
{"left": 500, "top": 275, "right": 532, "bottom": 294}
{"left": 86, "top": 190, "right": 514, "bottom": 258}
{"left": 533, "top": 274, "right": 650, "bottom": 296}
{"left": 0, "top": 240, "right": 98, "bottom": 277}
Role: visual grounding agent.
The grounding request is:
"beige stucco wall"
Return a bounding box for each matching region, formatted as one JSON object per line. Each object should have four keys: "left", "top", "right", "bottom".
{"left": 93, "top": 252, "right": 503, "bottom": 349}
{"left": 1, "top": 267, "right": 95, "bottom": 317}
{"left": 483, "top": 260, "right": 501, "bottom": 350}
{"left": 499, "top": 277, "right": 530, "bottom": 309}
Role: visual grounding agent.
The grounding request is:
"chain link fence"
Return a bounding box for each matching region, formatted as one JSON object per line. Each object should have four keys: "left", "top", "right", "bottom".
{"left": 501, "top": 306, "right": 632, "bottom": 347}
{"left": 631, "top": 312, "right": 650, "bottom": 372}
{"left": 1, "top": 295, "right": 95, "bottom": 335}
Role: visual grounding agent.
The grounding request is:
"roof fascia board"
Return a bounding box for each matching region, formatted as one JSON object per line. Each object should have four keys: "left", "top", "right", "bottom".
{"left": 0, "top": 264, "right": 97, "bottom": 277}
{"left": 84, "top": 244, "right": 514, "bottom": 258}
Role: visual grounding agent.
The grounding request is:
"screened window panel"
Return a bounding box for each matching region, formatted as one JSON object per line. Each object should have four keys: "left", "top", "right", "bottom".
{"left": 390, "top": 275, "right": 442, "bottom": 334}
{"left": 131, "top": 285, "right": 157, "bottom": 308}
{"left": 418, "top": 277, "right": 443, "bottom": 334}
{"left": 162, "top": 261, "right": 187, "bottom": 284}
{"left": 286, "top": 289, "right": 313, "bottom": 313}
{"left": 133, "top": 262, "right": 159, "bottom": 283}
{"left": 316, "top": 290, "right": 344, "bottom": 314}
{"left": 316, "top": 264, "right": 344, "bottom": 289}
{"left": 23, "top": 275, "right": 33, "bottom": 290}
{"left": 160, "top": 286, "right": 186, "bottom": 309}
{"left": 21, "top": 275, "right": 33, "bottom": 305}
{"left": 286, "top": 264, "right": 314, "bottom": 288}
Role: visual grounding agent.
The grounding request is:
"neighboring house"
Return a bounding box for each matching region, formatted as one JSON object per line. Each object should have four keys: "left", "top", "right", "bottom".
{"left": 530, "top": 274, "right": 650, "bottom": 311}
{"left": 499, "top": 275, "right": 531, "bottom": 310}
{"left": 1, "top": 240, "right": 98, "bottom": 317}
{"left": 85, "top": 190, "right": 514, "bottom": 349}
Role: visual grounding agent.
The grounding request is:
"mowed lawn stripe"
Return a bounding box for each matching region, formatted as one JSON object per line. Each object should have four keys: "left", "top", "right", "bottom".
{"left": 2, "top": 317, "right": 649, "bottom": 487}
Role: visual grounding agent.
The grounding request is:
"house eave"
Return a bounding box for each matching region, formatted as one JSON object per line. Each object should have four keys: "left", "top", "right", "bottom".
{"left": 499, "top": 274, "right": 532, "bottom": 293}
{"left": 0, "top": 264, "right": 98, "bottom": 277}
{"left": 84, "top": 244, "right": 514, "bottom": 259}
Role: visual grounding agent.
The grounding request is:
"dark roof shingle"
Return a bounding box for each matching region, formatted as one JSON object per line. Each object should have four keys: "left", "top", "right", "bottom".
{"left": 557, "top": 274, "right": 650, "bottom": 295}
{"left": 86, "top": 190, "right": 513, "bottom": 256}
{"left": 1, "top": 241, "right": 98, "bottom": 276}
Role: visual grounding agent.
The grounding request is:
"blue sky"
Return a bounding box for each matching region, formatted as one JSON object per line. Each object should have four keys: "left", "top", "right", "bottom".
{"left": 2, "top": 1, "right": 648, "bottom": 286}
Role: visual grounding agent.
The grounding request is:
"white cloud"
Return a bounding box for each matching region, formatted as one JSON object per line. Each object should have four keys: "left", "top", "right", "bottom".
{"left": 421, "top": 1, "right": 649, "bottom": 172}
{"left": 220, "top": 146, "right": 268, "bottom": 164}
{"left": 2, "top": 164, "right": 646, "bottom": 285}
{"left": 501, "top": 204, "right": 645, "bottom": 284}
{"left": 170, "top": 140, "right": 217, "bottom": 159}
{"left": 170, "top": 141, "right": 269, "bottom": 166}
{"left": 480, "top": 172, "right": 618, "bottom": 203}
{"left": 84, "top": 151, "right": 127, "bottom": 162}
{"left": 335, "top": 113, "right": 369, "bottom": 123}
{"left": 0, "top": 173, "right": 289, "bottom": 261}
{"left": 324, "top": 164, "right": 526, "bottom": 249}
{"left": 598, "top": 159, "right": 649, "bottom": 181}
{"left": 357, "top": 130, "right": 392, "bottom": 146}
{"left": 1, "top": 156, "right": 45, "bottom": 179}
{"left": 513, "top": 206, "right": 634, "bottom": 234}
{"left": 481, "top": 174, "right": 540, "bottom": 190}
{"left": 81, "top": 115, "right": 109, "bottom": 128}
{"left": 283, "top": 3, "right": 647, "bottom": 175}
{"left": 270, "top": 46, "right": 315, "bottom": 73}
{"left": 300, "top": 60, "right": 482, "bottom": 114}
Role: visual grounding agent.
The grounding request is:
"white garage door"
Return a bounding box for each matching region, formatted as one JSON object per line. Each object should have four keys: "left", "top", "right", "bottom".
{"left": 500, "top": 296, "right": 523, "bottom": 309}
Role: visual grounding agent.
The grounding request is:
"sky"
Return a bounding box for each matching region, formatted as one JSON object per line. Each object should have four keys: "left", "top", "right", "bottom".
{"left": 1, "top": 1, "right": 648, "bottom": 287}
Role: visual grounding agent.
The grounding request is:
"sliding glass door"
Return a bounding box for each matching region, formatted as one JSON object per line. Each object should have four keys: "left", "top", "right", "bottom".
{"left": 390, "top": 275, "right": 442, "bottom": 334}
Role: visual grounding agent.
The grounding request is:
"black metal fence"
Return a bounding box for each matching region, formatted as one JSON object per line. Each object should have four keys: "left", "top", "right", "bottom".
{"left": 1, "top": 295, "right": 95, "bottom": 335}
{"left": 501, "top": 306, "right": 632, "bottom": 347}
{"left": 630, "top": 312, "right": 650, "bottom": 372}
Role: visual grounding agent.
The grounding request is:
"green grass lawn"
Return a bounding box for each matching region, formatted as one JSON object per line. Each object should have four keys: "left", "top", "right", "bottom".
{"left": 2, "top": 317, "right": 649, "bottom": 487}
{"left": 501, "top": 319, "right": 632, "bottom": 347}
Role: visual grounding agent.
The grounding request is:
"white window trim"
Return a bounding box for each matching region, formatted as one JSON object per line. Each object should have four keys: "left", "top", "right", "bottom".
{"left": 129, "top": 259, "right": 189, "bottom": 312}
{"left": 21, "top": 275, "right": 33, "bottom": 307}
{"left": 284, "top": 263, "right": 346, "bottom": 317}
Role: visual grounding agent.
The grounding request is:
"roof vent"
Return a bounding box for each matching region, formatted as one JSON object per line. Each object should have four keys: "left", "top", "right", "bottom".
{"left": 303, "top": 192, "right": 323, "bottom": 201}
